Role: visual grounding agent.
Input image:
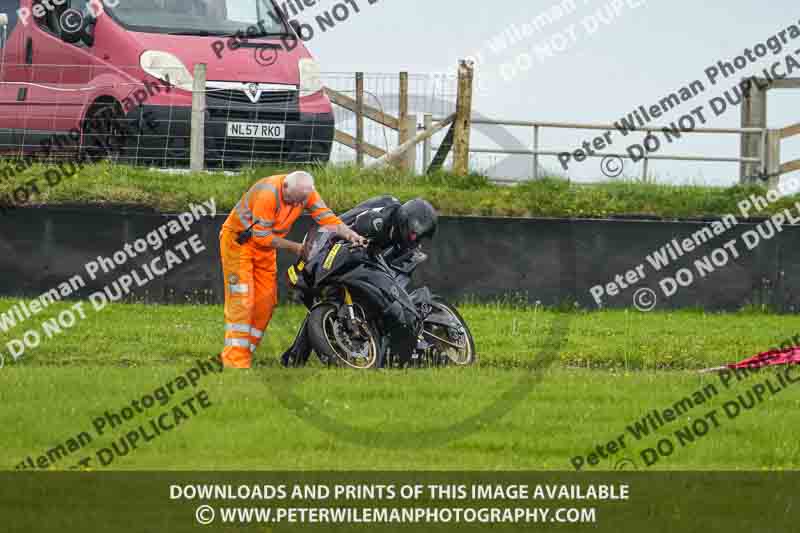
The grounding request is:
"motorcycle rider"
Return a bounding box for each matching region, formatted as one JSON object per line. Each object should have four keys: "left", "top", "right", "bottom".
{"left": 281, "top": 196, "right": 439, "bottom": 366}
{"left": 347, "top": 195, "right": 438, "bottom": 259}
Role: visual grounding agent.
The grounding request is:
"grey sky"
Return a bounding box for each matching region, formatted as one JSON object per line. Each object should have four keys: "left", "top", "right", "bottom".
{"left": 297, "top": 0, "right": 799, "bottom": 185}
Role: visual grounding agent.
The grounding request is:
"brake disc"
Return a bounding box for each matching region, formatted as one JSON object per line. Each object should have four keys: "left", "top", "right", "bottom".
{"left": 332, "top": 320, "right": 369, "bottom": 359}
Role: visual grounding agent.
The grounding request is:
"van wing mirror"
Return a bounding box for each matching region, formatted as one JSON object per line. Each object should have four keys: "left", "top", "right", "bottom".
{"left": 57, "top": 8, "right": 95, "bottom": 46}
{"left": 80, "top": 13, "right": 96, "bottom": 47}
{"left": 58, "top": 8, "right": 85, "bottom": 44}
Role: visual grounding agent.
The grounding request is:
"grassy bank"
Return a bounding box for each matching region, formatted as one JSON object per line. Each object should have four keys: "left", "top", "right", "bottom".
{"left": 3, "top": 299, "right": 800, "bottom": 470}
{"left": 1, "top": 161, "right": 797, "bottom": 218}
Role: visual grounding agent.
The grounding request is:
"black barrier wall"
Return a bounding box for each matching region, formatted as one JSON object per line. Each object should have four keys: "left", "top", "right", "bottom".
{"left": 0, "top": 206, "right": 796, "bottom": 311}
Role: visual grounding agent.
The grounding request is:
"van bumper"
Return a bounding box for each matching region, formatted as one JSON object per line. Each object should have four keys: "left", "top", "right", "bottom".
{"left": 119, "top": 105, "right": 335, "bottom": 168}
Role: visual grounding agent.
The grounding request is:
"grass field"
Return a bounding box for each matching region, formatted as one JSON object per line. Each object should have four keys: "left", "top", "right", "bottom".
{"left": 2, "top": 160, "right": 799, "bottom": 218}
{"left": 3, "top": 299, "right": 800, "bottom": 471}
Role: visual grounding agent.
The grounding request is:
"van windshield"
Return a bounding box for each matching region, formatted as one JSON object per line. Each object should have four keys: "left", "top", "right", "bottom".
{"left": 106, "top": 0, "right": 289, "bottom": 36}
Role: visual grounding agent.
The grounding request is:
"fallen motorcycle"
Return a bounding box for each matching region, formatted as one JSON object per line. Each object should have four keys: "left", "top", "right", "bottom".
{"left": 282, "top": 224, "right": 476, "bottom": 369}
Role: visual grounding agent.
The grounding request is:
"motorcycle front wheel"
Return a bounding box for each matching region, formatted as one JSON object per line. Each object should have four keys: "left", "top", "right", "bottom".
{"left": 307, "top": 303, "right": 381, "bottom": 369}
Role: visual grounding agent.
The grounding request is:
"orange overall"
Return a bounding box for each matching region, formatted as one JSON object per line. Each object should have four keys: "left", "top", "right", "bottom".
{"left": 219, "top": 174, "right": 342, "bottom": 368}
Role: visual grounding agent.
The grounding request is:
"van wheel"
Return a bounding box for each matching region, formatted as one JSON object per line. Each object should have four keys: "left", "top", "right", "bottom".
{"left": 82, "top": 102, "right": 126, "bottom": 162}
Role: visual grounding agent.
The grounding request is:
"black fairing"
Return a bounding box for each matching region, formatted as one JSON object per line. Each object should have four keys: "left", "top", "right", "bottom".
{"left": 302, "top": 235, "right": 420, "bottom": 323}
{"left": 285, "top": 224, "right": 427, "bottom": 364}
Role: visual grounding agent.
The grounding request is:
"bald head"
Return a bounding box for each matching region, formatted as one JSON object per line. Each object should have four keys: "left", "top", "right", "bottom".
{"left": 283, "top": 171, "right": 315, "bottom": 205}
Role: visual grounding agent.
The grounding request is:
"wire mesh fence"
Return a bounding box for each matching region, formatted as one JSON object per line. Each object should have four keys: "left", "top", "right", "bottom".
{"left": 320, "top": 72, "right": 458, "bottom": 171}
{"left": 0, "top": 64, "right": 458, "bottom": 174}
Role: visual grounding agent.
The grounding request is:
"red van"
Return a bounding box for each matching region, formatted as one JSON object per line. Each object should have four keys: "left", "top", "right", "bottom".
{"left": 0, "top": 0, "right": 334, "bottom": 168}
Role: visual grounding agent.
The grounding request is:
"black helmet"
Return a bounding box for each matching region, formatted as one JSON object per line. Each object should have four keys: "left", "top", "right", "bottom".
{"left": 395, "top": 198, "right": 437, "bottom": 247}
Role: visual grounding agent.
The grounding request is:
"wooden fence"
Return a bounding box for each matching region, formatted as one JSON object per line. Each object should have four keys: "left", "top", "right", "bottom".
{"left": 325, "top": 61, "right": 474, "bottom": 173}
{"left": 188, "top": 61, "right": 475, "bottom": 174}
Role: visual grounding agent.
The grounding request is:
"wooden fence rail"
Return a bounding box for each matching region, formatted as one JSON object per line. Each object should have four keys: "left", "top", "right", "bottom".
{"left": 324, "top": 61, "right": 474, "bottom": 174}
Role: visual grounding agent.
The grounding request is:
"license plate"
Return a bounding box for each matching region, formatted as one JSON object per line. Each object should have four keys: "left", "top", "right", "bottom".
{"left": 226, "top": 122, "right": 285, "bottom": 139}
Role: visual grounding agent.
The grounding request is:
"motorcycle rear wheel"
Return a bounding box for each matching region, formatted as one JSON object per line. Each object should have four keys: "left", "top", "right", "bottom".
{"left": 423, "top": 299, "right": 477, "bottom": 366}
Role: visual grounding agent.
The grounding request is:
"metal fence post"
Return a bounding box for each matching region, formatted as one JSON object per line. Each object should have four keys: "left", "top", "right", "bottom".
{"left": 642, "top": 130, "right": 650, "bottom": 182}
{"left": 190, "top": 63, "right": 207, "bottom": 172}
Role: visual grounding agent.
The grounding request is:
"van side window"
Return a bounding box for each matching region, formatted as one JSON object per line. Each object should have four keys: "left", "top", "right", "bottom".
{"left": 0, "top": 0, "right": 20, "bottom": 45}
{"left": 33, "top": 0, "right": 70, "bottom": 36}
